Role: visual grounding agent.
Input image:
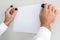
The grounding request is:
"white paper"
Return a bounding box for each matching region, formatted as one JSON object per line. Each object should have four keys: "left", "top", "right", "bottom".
{"left": 13, "top": 4, "right": 41, "bottom": 33}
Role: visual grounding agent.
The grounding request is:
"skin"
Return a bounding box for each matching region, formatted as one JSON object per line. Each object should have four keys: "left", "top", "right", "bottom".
{"left": 40, "top": 3, "right": 57, "bottom": 30}
{"left": 4, "top": 3, "right": 57, "bottom": 31}
{"left": 4, "top": 6, "right": 17, "bottom": 26}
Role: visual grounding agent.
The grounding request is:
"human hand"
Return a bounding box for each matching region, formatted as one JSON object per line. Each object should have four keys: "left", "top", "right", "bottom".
{"left": 40, "top": 3, "right": 57, "bottom": 30}
{"left": 4, "top": 5, "right": 18, "bottom": 26}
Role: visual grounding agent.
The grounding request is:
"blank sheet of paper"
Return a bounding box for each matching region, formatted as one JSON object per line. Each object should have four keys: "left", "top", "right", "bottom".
{"left": 13, "top": 4, "right": 41, "bottom": 33}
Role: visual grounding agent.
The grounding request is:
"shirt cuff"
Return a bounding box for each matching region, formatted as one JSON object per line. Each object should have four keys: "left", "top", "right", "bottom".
{"left": 37, "top": 27, "right": 51, "bottom": 40}
{"left": 0, "top": 22, "right": 8, "bottom": 36}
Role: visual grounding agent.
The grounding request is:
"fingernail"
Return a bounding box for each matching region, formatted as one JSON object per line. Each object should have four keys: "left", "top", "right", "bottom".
{"left": 41, "top": 3, "right": 45, "bottom": 8}
{"left": 10, "top": 5, "right": 13, "bottom": 7}
{"left": 15, "top": 8, "right": 18, "bottom": 11}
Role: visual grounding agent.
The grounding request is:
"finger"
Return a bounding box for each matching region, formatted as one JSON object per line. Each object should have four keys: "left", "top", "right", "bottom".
{"left": 40, "top": 8, "right": 44, "bottom": 15}
{"left": 54, "top": 10, "right": 57, "bottom": 15}
{"left": 5, "top": 8, "right": 13, "bottom": 16}
{"left": 53, "top": 7, "right": 57, "bottom": 15}
{"left": 51, "top": 6, "right": 54, "bottom": 12}
{"left": 48, "top": 4, "right": 53, "bottom": 11}
{"left": 12, "top": 11, "right": 16, "bottom": 17}
{"left": 9, "top": 9, "right": 14, "bottom": 15}
{"left": 7, "top": 5, "right": 13, "bottom": 11}
{"left": 40, "top": 8, "right": 44, "bottom": 13}
{"left": 7, "top": 8, "right": 13, "bottom": 13}
{"left": 44, "top": 3, "right": 49, "bottom": 9}
{"left": 10, "top": 8, "right": 18, "bottom": 15}
{"left": 12, "top": 8, "right": 17, "bottom": 17}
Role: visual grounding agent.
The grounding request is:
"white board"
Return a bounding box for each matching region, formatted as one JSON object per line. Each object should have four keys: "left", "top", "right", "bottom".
{"left": 13, "top": 4, "right": 41, "bottom": 33}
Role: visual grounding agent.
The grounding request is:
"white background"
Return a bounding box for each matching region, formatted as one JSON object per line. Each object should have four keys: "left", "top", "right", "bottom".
{"left": 0, "top": 0, "right": 60, "bottom": 40}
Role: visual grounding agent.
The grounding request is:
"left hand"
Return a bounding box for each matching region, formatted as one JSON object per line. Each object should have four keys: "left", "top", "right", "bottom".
{"left": 4, "top": 5, "right": 17, "bottom": 26}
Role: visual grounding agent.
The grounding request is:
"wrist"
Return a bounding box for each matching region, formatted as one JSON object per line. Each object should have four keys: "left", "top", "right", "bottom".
{"left": 41, "top": 23, "right": 51, "bottom": 31}
{"left": 4, "top": 20, "right": 10, "bottom": 26}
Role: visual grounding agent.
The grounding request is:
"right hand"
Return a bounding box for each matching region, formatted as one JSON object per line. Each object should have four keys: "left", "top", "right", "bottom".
{"left": 40, "top": 3, "right": 57, "bottom": 30}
